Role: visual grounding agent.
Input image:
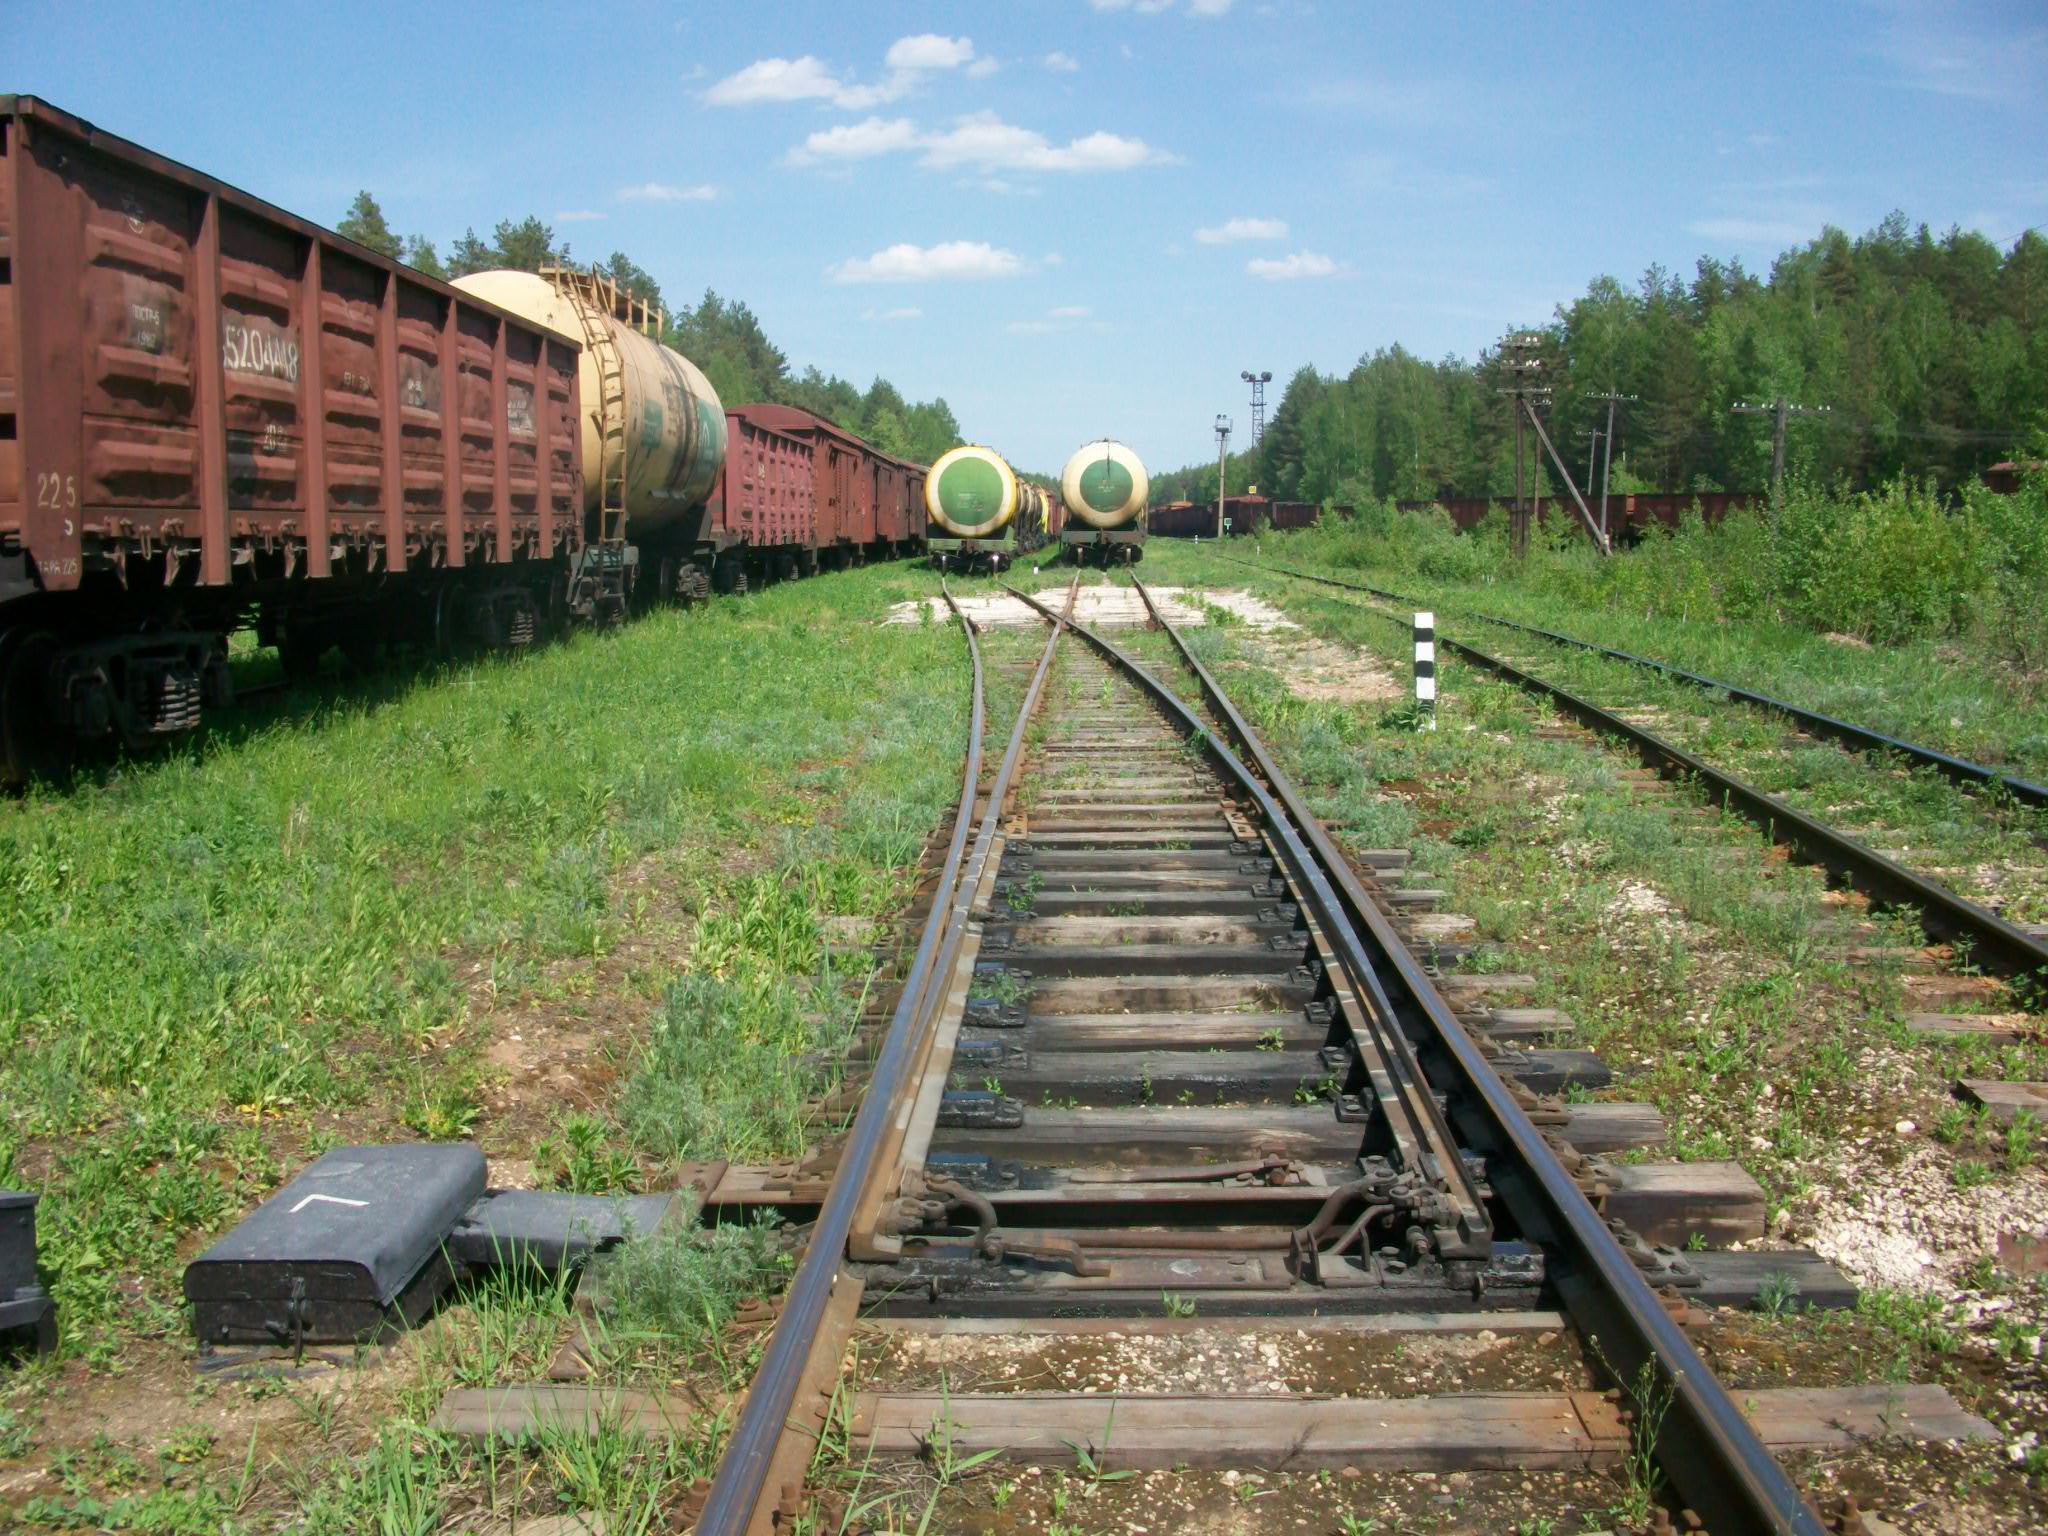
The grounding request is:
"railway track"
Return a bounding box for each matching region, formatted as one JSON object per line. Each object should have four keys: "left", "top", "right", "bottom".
{"left": 678, "top": 572, "right": 2006, "bottom": 1534}
{"left": 1218, "top": 554, "right": 2048, "bottom": 991}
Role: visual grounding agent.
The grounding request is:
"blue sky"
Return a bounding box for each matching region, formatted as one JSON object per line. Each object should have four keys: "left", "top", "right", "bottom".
{"left": 9, "top": 1, "right": 2045, "bottom": 473}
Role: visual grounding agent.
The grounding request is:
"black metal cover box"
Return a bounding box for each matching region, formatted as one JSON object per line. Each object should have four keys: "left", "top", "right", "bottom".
{"left": 0, "top": 1191, "right": 38, "bottom": 1294}
{"left": 184, "top": 1144, "right": 485, "bottom": 1348}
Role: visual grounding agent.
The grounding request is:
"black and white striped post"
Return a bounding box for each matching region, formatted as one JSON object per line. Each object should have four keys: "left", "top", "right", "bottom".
{"left": 1413, "top": 612, "right": 1436, "bottom": 729}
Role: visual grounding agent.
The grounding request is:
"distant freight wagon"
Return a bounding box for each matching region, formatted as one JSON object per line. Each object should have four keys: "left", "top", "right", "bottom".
{"left": 1148, "top": 496, "right": 1322, "bottom": 538}
{"left": 1394, "top": 493, "right": 1760, "bottom": 542}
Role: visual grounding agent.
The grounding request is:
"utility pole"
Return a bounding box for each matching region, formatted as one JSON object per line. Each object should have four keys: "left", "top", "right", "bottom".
{"left": 1731, "top": 397, "right": 1831, "bottom": 538}
{"left": 1214, "top": 414, "right": 1233, "bottom": 539}
{"left": 1496, "top": 333, "right": 1610, "bottom": 556}
{"left": 1588, "top": 390, "right": 1636, "bottom": 546}
{"left": 1498, "top": 335, "right": 1547, "bottom": 558}
{"left": 1240, "top": 370, "right": 1272, "bottom": 446}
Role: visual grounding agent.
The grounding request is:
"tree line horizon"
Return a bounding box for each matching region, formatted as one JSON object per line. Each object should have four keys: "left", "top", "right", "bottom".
{"left": 336, "top": 195, "right": 2043, "bottom": 506}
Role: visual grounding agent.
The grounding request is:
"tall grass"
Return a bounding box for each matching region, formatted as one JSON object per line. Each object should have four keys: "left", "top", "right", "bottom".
{"left": 1302, "top": 466, "right": 2048, "bottom": 661}
{"left": 1255, "top": 463, "right": 2048, "bottom": 775}
{"left": 0, "top": 563, "right": 965, "bottom": 1352}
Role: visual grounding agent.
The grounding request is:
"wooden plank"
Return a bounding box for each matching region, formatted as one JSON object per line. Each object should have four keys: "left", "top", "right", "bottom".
{"left": 1958, "top": 1079, "right": 2048, "bottom": 1126}
{"left": 1739, "top": 1384, "right": 1993, "bottom": 1449}
{"left": 1025, "top": 974, "right": 1312, "bottom": 1015}
{"left": 1020, "top": 1012, "right": 1318, "bottom": 1052}
{"left": 936, "top": 1103, "right": 1356, "bottom": 1164}
{"left": 1909, "top": 1013, "right": 2029, "bottom": 1044}
{"left": 432, "top": 1384, "right": 708, "bottom": 1439}
{"left": 1435, "top": 973, "right": 1538, "bottom": 999}
{"left": 873, "top": 1311, "right": 1570, "bottom": 1337}
{"left": 1006, "top": 915, "right": 1281, "bottom": 946}
{"left": 1684, "top": 1249, "right": 1858, "bottom": 1311}
{"left": 1494, "top": 1049, "right": 1610, "bottom": 1094}
{"left": 1606, "top": 1161, "right": 1765, "bottom": 1247}
{"left": 850, "top": 1389, "right": 1624, "bottom": 1471}
{"left": 1483, "top": 1007, "right": 1574, "bottom": 1040}
{"left": 847, "top": 1385, "right": 1991, "bottom": 1470}
{"left": 1553, "top": 1102, "right": 1665, "bottom": 1152}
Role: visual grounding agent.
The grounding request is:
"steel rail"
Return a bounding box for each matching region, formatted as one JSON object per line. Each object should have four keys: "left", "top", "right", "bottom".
{"left": 1461, "top": 612, "right": 2048, "bottom": 811}
{"left": 1223, "top": 556, "right": 2048, "bottom": 981}
{"left": 997, "top": 574, "right": 1820, "bottom": 1535}
{"left": 695, "top": 577, "right": 1072, "bottom": 1536}
{"left": 1223, "top": 553, "right": 2046, "bottom": 810}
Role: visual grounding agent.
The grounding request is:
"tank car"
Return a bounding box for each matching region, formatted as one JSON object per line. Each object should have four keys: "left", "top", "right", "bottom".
{"left": 1058, "top": 439, "right": 1148, "bottom": 565}
{"left": 452, "top": 267, "right": 727, "bottom": 604}
{"left": 924, "top": 445, "right": 1021, "bottom": 572}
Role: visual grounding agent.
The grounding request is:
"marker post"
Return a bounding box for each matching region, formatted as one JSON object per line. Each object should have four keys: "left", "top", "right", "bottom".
{"left": 1414, "top": 612, "right": 1436, "bottom": 729}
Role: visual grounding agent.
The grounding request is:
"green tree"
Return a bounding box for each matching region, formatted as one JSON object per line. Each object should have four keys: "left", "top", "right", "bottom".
{"left": 337, "top": 191, "right": 402, "bottom": 259}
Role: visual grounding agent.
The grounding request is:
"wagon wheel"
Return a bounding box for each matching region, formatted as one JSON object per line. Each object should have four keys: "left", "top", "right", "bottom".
{"left": 0, "top": 629, "right": 66, "bottom": 788}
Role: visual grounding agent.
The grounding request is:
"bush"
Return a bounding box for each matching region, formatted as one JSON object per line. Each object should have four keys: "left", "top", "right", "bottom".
{"left": 1301, "top": 472, "right": 2044, "bottom": 658}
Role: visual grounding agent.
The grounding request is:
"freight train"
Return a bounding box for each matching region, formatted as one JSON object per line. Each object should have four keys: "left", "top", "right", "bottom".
{"left": 0, "top": 96, "right": 930, "bottom": 781}
{"left": 1058, "top": 439, "right": 1148, "bottom": 564}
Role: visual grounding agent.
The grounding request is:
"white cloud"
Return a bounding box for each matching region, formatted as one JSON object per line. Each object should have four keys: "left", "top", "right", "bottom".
{"left": 709, "top": 35, "right": 981, "bottom": 112}
{"left": 967, "top": 55, "right": 1000, "bottom": 78}
{"left": 793, "top": 112, "right": 1172, "bottom": 175}
{"left": 1187, "top": 0, "right": 1236, "bottom": 13}
{"left": 1246, "top": 250, "right": 1340, "bottom": 280}
{"left": 1049, "top": 305, "right": 1092, "bottom": 318}
{"left": 828, "top": 241, "right": 1024, "bottom": 283}
{"left": 705, "top": 55, "right": 850, "bottom": 106}
{"left": 863, "top": 306, "right": 924, "bottom": 321}
{"left": 556, "top": 210, "right": 605, "bottom": 223}
{"left": 1865, "top": 3, "right": 2048, "bottom": 104}
{"left": 789, "top": 116, "right": 922, "bottom": 163}
{"left": 885, "top": 34, "right": 974, "bottom": 71}
{"left": 920, "top": 112, "right": 1170, "bottom": 173}
{"left": 1044, "top": 51, "right": 1080, "bottom": 72}
{"left": 618, "top": 181, "right": 718, "bottom": 202}
{"left": 1196, "top": 216, "right": 1287, "bottom": 243}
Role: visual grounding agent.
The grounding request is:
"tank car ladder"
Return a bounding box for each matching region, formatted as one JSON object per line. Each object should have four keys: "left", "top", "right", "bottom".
{"left": 545, "top": 266, "right": 645, "bottom": 623}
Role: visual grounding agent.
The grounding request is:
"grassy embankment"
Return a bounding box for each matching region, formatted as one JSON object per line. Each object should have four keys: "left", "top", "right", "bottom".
{"left": 0, "top": 555, "right": 1030, "bottom": 1529}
